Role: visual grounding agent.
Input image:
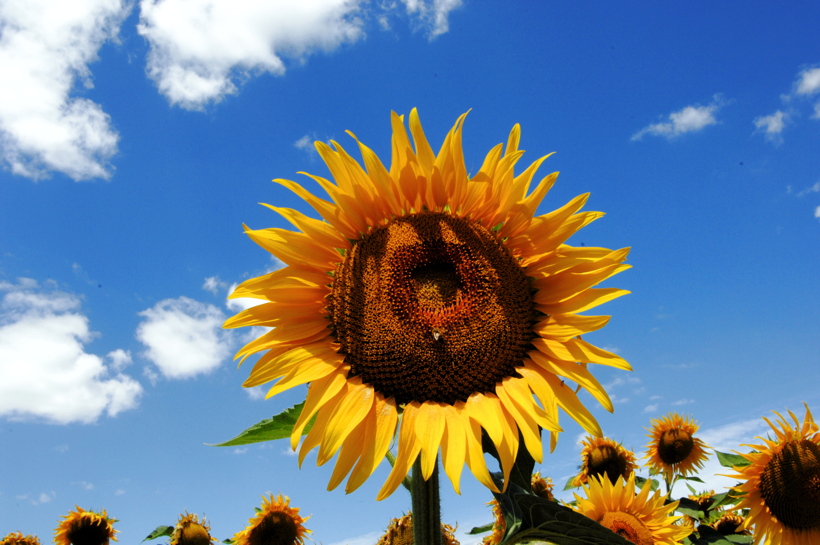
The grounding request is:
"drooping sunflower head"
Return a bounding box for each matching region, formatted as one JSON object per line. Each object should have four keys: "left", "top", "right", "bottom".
{"left": 682, "top": 489, "right": 718, "bottom": 526}
{"left": 54, "top": 506, "right": 117, "bottom": 545}
{"left": 170, "top": 513, "right": 215, "bottom": 545}
{"left": 232, "top": 495, "right": 310, "bottom": 545}
{"left": 1, "top": 533, "right": 40, "bottom": 545}
{"left": 643, "top": 412, "right": 709, "bottom": 480}
{"left": 728, "top": 403, "right": 820, "bottom": 545}
{"left": 375, "top": 513, "right": 459, "bottom": 545}
{"left": 573, "top": 474, "right": 690, "bottom": 545}
{"left": 711, "top": 513, "right": 750, "bottom": 536}
{"left": 531, "top": 471, "right": 555, "bottom": 500}
{"left": 226, "top": 109, "right": 631, "bottom": 499}
{"left": 572, "top": 435, "right": 638, "bottom": 487}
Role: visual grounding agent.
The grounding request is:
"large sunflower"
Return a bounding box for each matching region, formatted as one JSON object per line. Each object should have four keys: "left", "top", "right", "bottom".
{"left": 572, "top": 473, "right": 690, "bottom": 545}
{"left": 225, "top": 109, "right": 631, "bottom": 499}
{"left": 643, "top": 412, "right": 709, "bottom": 481}
{"left": 54, "top": 507, "right": 117, "bottom": 545}
{"left": 233, "top": 494, "right": 310, "bottom": 545}
{"left": 572, "top": 435, "right": 638, "bottom": 487}
{"left": 728, "top": 403, "right": 820, "bottom": 545}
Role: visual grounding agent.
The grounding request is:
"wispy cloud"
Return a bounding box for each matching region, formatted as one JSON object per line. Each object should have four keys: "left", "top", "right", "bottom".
{"left": 0, "top": 279, "right": 142, "bottom": 424}
{"left": 0, "top": 0, "right": 129, "bottom": 181}
{"left": 136, "top": 296, "right": 233, "bottom": 379}
{"left": 794, "top": 66, "right": 820, "bottom": 96}
{"left": 631, "top": 95, "right": 726, "bottom": 141}
{"left": 753, "top": 110, "right": 788, "bottom": 145}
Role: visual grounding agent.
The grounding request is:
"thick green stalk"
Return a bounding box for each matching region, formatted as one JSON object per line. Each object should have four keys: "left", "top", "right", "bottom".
{"left": 411, "top": 457, "right": 442, "bottom": 545}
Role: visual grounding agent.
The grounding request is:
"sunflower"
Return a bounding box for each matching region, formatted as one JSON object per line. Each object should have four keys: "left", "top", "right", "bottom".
{"left": 531, "top": 471, "right": 555, "bottom": 500}
{"left": 643, "top": 413, "right": 709, "bottom": 481}
{"left": 1, "top": 533, "right": 40, "bottom": 545}
{"left": 375, "top": 512, "right": 459, "bottom": 545}
{"left": 225, "top": 109, "right": 631, "bottom": 499}
{"left": 233, "top": 494, "right": 310, "bottom": 545}
{"left": 728, "top": 403, "right": 820, "bottom": 545}
{"left": 54, "top": 506, "right": 117, "bottom": 545}
{"left": 573, "top": 473, "right": 690, "bottom": 545}
{"left": 572, "top": 436, "right": 638, "bottom": 487}
{"left": 170, "top": 513, "right": 215, "bottom": 545}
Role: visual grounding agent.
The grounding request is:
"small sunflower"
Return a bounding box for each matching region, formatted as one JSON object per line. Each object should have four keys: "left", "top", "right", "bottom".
{"left": 644, "top": 413, "right": 709, "bottom": 481}
{"left": 728, "top": 403, "right": 820, "bottom": 545}
{"left": 682, "top": 489, "right": 718, "bottom": 527}
{"left": 531, "top": 471, "right": 555, "bottom": 500}
{"left": 170, "top": 513, "right": 215, "bottom": 545}
{"left": 54, "top": 506, "right": 117, "bottom": 545}
{"left": 573, "top": 473, "right": 690, "bottom": 545}
{"left": 225, "top": 109, "right": 631, "bottom": 499}
{"left": 572, "top": 436, "right": 637, "bottom": 487}
{"left": 375, "top": 512, "right": 459, "bottom": 545}
{"left": 1, "top": 533, "right": 40, "bottom": 545}
{"left": 233, "top": 495, "right": 310, "bottom": 545}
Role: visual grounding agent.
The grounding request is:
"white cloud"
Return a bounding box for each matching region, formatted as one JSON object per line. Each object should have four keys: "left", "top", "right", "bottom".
{"left": 0, "top": 279, "right": 143, "bottom": 424}
{"left": 796, "top": 181, "right": 820, "bottom": 197}
{"left": 106, "top": 348, "right": 132, "bottom": 371}
{"left": 753, "top": 110, "right": 788, "bottom": 144}
{"left": 0, "top": 0, "right": 128, "bottom": 181}
{"left": 401, "top": 0, "right": 462, "bottom": 38}
{"left": 137, "top": 0, "right": 461, "bottom": 110}
{"left": 245, "top": 385, "right": 268, "bottom": 400}
{"left": 16, "top": 491, "right": 56, "bottom": 505}
{"left": 795, "top": 67, "right": 820, "bottom": 96}
{"left": 202, "top": 275, "right": 227, "bottom": 295}
{"left": 137, "top": 296, "right": 232, "bottom": 379}
{"left": 815, "top": 205, "right": 820, "bottom": 219}
{"left": 632, "top": 96, "right": 725, "bottom": 141}
{"left": 643, "top": 404, "right": 658, "bottom": 413}
{"left": 326, "top": 532, "right": 382, "bottom": 545}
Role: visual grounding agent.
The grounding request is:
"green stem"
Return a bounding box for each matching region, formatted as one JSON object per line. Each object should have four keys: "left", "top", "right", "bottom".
{"left": 411, "top": 457, "right": 442, "bottom": 545}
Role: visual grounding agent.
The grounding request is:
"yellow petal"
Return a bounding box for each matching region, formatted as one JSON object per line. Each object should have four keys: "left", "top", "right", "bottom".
{"left": 318, "top": 378, "right": 375, "bottom": 464}
{"left": 439, "top": 403, "right": 467, "bottom": 495}
{"left": 528, "top": 349, "right": 613, "bottom": 412}
{"left": 291, "top": 369, "right": 349, "bottom": 449}
{"left": 415, "top": 401, "right": 447, "bottom": 480}
{"left": 347, "top": 395, "right": 398, "bottom": 493}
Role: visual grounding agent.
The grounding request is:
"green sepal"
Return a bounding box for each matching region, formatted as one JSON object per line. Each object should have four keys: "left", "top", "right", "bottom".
{"left": 142, "top": 526, "right": 173, "bottom": 542}
{"left": 209, "top": 402, "right": 314, "bottom": 447}
{"left": 714, "top": 451, "right": 752, "bottom": 469}
{"left": 468, "top": 523, "right": 494, "bottom": 535}
{"left": 634, "top": 475, "right": 660, "bottom": 492}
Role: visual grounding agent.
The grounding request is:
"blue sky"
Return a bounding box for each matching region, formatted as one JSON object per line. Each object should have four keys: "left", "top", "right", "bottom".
{"left": 1, "top": 1, "right": 819, "bottom": 544}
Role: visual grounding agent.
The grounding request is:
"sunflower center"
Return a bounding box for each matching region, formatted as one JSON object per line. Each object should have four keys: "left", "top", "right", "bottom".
{"left": 657, "top": 428, "right": 694, "bottom": 465}
{"left": 598, "top": 512, "right": 654, "bottom": 545}
{"left": 247, "top": 512, "right": 298, "bottom": 545}
{"left": 179, "top": 524, "right": 211, "bottom": 545}
{"left": 713, "top": 515, "right": 745, "bottom": 536}
{"left": 66, "top": 521, "right": 110, "bottom": 545}
{"left": 330, "top": 212, "right": 535, "bottom": 405}
{"left": 759, "top": 439, "right": 820, "bottom": 531}
{"left": 588, "top": 444, "right": 630, "bottom": 484}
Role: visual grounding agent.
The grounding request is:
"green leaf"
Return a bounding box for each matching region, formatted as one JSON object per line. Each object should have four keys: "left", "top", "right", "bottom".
{"left": 209, "top": 402, "right": 314, "bottom": 447}
{"left": 693, "top": 525, "right": 743, "bottom": 544}
{"left": 675, "top": 498, "right": 704, "bottom": 520}
{"left": 502, "top": 494, "right": 633, "bottom": 545}
{"left": 714, "top": 451, "right": 751, "bottom": 469}
{"left": 681, "top": 476, "right": 706, "bottom": 483}
{"left": 563, "top": 475, "right": 579, "bottom": 491}
{"left": 468, "top": 523, "right": 494, "bottom": 535}
{"left": 142, "top": 526, "right": 173, "bottom": 542}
